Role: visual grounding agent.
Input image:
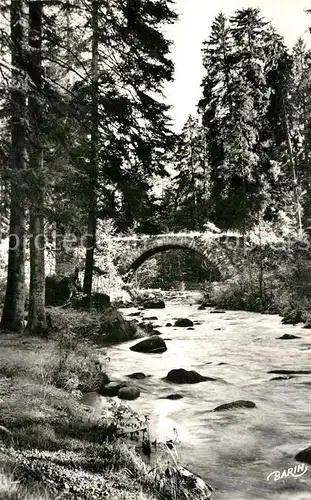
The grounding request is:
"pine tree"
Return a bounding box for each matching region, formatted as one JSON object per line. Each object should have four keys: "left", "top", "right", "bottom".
{"left": 66, "top": 0, "right": 177, "bottom": 290}
{"left": 1, "top": 0, "right": 27, "bottom": 332}
{"left": 227, "top": 8, "right": 271, "bottom": 231}
{"left": 83, "top": 0, "right": 99, "bottom": 294}
{"left": 0, "top": 0, "right": 177, "bottom": 313}
{"left": 198, "top": 12, "right": 238, "bottom": 229}
{"left": 199, "top": 8, "right": 296, "bottom": 231}
{"left": 26, "top": 0, "right": 47, "bottom": 333}
{"left": 290, "top": 38, "right": 311, "bottom": 228}
{"left": 169, "top": 115, "right": 210, "bottom": 230}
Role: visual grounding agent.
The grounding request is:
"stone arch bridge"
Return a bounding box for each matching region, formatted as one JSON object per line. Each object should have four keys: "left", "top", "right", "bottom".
{"left": 110, "top": 231, "right": 246, "bottom": 282}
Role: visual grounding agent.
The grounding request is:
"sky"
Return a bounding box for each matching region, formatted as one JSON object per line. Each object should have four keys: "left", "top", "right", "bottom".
{"left": 165, "top": 0, "right": 311, "bottom": 132}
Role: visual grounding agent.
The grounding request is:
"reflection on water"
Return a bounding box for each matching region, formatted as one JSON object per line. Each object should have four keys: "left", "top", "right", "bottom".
{"left": 86, "top": 292, "right": 311, "bottom": 500}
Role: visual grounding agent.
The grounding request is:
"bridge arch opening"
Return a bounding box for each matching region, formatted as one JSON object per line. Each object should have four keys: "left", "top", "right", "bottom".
{"left": 124, "top": 244, "right": 221, "bottom": 283}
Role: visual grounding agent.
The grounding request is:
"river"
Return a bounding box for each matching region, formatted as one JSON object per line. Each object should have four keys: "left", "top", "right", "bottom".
{"left": 85, "top": 292, "right": 311, "bottom": 500}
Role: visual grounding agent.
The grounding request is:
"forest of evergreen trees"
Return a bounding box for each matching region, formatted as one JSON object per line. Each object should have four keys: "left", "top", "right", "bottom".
{"left": 1, "top": 2, "right": 311, "bottom": 327}
{"left": 0, "top": 0, "right": 177, "bottom": 332}
{"left": 164, "top": 9, "right": 311, "bottom": 235}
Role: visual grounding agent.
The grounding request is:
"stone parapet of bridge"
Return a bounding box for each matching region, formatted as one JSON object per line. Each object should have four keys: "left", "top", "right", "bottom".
{"left": 111, "top": 231, "right": 245, "bottom": 281}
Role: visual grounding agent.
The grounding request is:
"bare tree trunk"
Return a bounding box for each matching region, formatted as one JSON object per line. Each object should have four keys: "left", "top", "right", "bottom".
{"left": 26, "top": 0, "right": 47, "bottom": 334}
{"left": 1, "top": 0, "right": 27, "bottom": 333}
{"left": 83, "top": 0, "right": 99, "bottom": 294}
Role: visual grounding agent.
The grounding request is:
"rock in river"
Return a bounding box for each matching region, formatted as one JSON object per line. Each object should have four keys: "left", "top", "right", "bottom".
{"left": 174, "top": 318, "right": 194, "bottom": 327}
{"left": 278, "top": 334, "right": 301, "bottom": 340}
{"left": 127, "top": 372, "right": 149, "bottom": 380}
{"left": 269, "top": 369, "right": 311, "bottom": 375}
{"left": 143, "top": 300, "right": 165, "bottom": 309}
{"left": 93, "top": 372, "right": 110, "bottom": 394}
{"left": 98, "top": 382, "right": 127, "bottom": 397}
{"left": 214, "top": 400, "right": 256, "bottom": 412}
{"left": 130, "top": 335, "right": 167, "bottom": 353}
{"left": 270, "top": 375, "right": 294, "bottom": 381}
{"left": 150, "top": 329, "right": 162, "bottom": 336}
{"left": 166, "top": 368, "right": 215, "bottom": 384}
{"left": 118, "top": 386, "right": 140, "bottom": 401}
{"left": 163, "top": 394, "right": 184, "bottom": 400}
{"left": 295, "top": 445, "right": 311, "bottom": 465}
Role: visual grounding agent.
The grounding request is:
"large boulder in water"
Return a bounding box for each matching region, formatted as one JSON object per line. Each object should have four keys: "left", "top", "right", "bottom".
{"left": 143, "top": 299, "right": 165, "bottom": 309}
{"left": 166, "top": 368, "right": 215, "bottom": 384}
{"left": 118, "top": 386, "right": 140, "bottom": 401}
{"left": 130, "top": 335, "right": 167, "bottom": 353}
{"left": 295, "top": 445, "right": 311, "bottom": 465}
{"left": 214, "top": 400, "right": 256, "bottom": 412}
{"left": 175, "top": 318, "right": 194, "bottom": 327}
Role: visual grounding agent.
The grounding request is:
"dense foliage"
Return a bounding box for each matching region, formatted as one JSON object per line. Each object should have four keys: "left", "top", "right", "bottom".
{"left": 1, "top": 3, "right": 311, "bottom": 308}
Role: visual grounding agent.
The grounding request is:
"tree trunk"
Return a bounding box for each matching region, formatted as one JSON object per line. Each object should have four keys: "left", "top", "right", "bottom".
{"left": 1, "top": 0, "right": 27, "bottom": 333}
{"left": 83, "top": 0, "right": 99, "bottom": 294}
{"left": 54, "top": 0, "right": 77, "bottom": 279}
{"left": 26, "top": 0, "right": 47, "bottom": 334}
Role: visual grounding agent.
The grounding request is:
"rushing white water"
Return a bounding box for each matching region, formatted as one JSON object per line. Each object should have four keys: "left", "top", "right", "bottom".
{"left": 86, "top": 293, "right": 311, "bottom": 500}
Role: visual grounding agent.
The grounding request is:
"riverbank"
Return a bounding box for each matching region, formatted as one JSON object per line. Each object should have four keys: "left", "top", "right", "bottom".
{"left": 0, "top": 306, "right": 211, "bottom": 500}
{"left": 201, "top": 276, "right": 311, "bottom": 327}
